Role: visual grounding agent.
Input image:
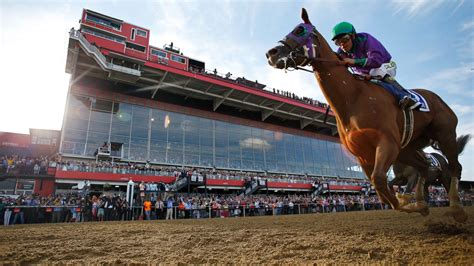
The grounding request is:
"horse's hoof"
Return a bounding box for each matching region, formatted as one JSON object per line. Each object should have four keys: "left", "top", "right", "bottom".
{"left": 399, "top": 201, "right": 428, "bottom": 216}
{"left": 399, "top": 204, "right": 416, "bottom": 213}
{"left": 444, "top": 205, "right": 468, "bottom": 223}
{"left": 396, "top": 193, "right": 413, "bottom": 207}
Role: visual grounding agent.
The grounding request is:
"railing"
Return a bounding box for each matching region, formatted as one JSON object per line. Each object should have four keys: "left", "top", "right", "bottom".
{"left": 56, "top": 166, "right": 309, "bottom": 184}
{"left": 3, "top": 199, "right": 472, "bottom": 225}
{"left": 69, "top": 29, "right": 140, "bottom": 76}
{"left": 57, "top": 164, "right": 176, "bottom": 177}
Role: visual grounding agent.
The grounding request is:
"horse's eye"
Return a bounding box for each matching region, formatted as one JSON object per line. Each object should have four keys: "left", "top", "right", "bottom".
{"left": 292, "top": 26, "right": 306, "bottom": 36}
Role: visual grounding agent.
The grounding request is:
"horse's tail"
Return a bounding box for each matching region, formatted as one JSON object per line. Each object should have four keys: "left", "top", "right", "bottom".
{"left": 456, "top": 134, "right": 471, "bottom": 156}
{"left": 430, "top": 134, "right": 471, "bottom": 156}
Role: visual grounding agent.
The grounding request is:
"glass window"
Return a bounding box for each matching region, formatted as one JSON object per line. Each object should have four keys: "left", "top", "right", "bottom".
{"left": 131, "top": 126, "right": 148, "bottom": 139}
{"left": 62, "top": 96, "right": 363, "bottom": 175}
{"left": 200, "top": 154, "right": 213, "bottom": 167}
{"left": 113, "top": 103, "right": 133, "bottom": 124}
{"left": 184, "top": 153, "right": 199, "bottom": 165}
{"left": 82, "top": 28, "right": 124, "bottom": 43}
{"left": 61, "top": 141, "right": 85, "bottom": 155}
{"left": 92, "top": 99, "right": 113, "bottom": 113}
{"left": 168, "top": 150, "right": 183, "bottom": 165}
{"left": 126, "top": 42, "right": 146, "bottom": 53}
{"left": 65, "top": 118, "right": 89, "bottom": 131}
{"left": 151, "top": 49, "right": 167, "bottom": 58}
{"left": 130, "top": 145, "right": 147, "bottom": 161}
{"left": 67, "top": 95, "right": 91, "bottom": 120}
{"left": 63, "top": 129, "right": 87, "bottom": 143}
{"left": 89, "top": 121, "right": 110, "bottom": 134}
{"left": 215, "top": 156, "right": 228, "bottom": 168}
{"left": 111, "top": 123, "right": 131, "bottom": 137}
{"left": 150, "top": 149, "right": 166, "bottom": 163}
{"left": 171, "top": 54, "right": 186, "bottom": 64}
{"left": 86, "top": 13, "right": 121, "bottom": 30}
{"left": 85, "top": 132, "right": 109, "bottom": 156}
{"left": 266, "top": 160, "right": 277, "bottom": 172}
{"left": 132, "top": 105, "right": 149, "bottom": 127}
{"left": 229, "top": 158, "right": 241, "bottom": 169}
{"left": 215, "top": 131, "right": 228, "bottom": 157}
{"left": 136, "top": 29, "right": 147, "bottom": 37}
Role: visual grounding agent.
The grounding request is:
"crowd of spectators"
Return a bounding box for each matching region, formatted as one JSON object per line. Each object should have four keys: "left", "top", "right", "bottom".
{"left": 270, "top": 88, "right": 328, "bottom": 109}
{"left": 188, "top": 64, "right": 329, "bottom": 109}
{"left": 1, "top": 154, "right": 381, "bottom": 199}
{"left": 0, "top": 155, "right": 56, "bottom": 175}
{"left": 56, "top": 159, "right": 370, "bottom": 187}
{"left": 1, "top": 187, "right": 472, "bottom": 225}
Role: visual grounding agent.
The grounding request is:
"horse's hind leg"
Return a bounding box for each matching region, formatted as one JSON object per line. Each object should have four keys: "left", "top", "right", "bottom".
{"left": 433, "top": 132, "right": 467, "bottom": 222}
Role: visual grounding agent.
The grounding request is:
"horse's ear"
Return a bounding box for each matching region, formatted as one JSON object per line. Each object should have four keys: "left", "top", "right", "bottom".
{"left": 302, "top": 8, "right": 311, "bottom": 24}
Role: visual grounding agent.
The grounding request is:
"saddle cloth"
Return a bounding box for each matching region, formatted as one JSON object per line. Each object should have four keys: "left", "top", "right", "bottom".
{"left": 372, "top": 80, "right": 430, "bottom": 112}
{"left": 426, "top": 153, "right": 442, "bottom": 171}
{"left": 407, "top": 90, "right": 430, "bottom": 112}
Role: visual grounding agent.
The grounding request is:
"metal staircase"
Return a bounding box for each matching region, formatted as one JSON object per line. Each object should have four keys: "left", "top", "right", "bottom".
{"left": 67, "top": 29, "right": 141, "bottom": 81}
{"left": 239, "top": 179, "right": 267, "bottom": 197}
{"left": 172, "top": 177, "right": 188, "bottom": 192}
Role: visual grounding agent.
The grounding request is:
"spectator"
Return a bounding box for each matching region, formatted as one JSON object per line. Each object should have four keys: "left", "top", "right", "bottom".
{"left": 155, "top": 197, "right": 164, "bottom": 219}
{"left": 166, "top": 197, "right": 174, "bottom": 220}
{"left": 143, "top": 199, "right": 152, "bottom": 220}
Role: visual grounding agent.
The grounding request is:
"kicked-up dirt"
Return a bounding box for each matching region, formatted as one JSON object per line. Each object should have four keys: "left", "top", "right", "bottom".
{"left": 0, "top": 206, "right": 473, "bottom": 264}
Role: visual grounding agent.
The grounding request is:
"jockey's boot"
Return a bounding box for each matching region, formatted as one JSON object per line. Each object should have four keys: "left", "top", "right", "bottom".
{"left": 383, "top": 76, "right": 421, "bottom": 110}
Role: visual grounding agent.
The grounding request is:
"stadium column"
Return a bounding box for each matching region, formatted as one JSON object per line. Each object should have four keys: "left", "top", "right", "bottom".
{"left": 147, "top": 109, "right": 152, "bottom": 161}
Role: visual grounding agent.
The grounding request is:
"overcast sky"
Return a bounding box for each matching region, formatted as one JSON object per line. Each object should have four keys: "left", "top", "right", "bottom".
{"left": 0, "top": 0, "right": 473, "bottom": 180}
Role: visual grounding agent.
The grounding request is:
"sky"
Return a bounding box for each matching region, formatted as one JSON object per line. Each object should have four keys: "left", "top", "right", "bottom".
{"left": 0, "top": 0, "right": 473, "bottom": 180}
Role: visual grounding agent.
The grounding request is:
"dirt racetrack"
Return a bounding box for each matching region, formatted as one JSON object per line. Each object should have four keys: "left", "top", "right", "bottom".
{"left": 1, "top": 206, "right": 473, "bottom": 264}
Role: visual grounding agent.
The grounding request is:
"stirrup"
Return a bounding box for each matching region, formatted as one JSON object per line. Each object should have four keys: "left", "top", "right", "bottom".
{"left": 399, "top": 96, "right": 418, "bottom": 110}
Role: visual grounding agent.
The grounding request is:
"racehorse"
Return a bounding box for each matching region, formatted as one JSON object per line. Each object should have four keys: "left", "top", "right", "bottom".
{"left": 266, "top": 8, "right": 467, "bottom": 222}
{"left": 390, "top": 135, "right": 471, "bottom": 206}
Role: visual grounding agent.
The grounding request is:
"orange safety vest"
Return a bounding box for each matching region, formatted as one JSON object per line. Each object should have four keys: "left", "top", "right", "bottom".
{"left": 144, "top": 201, "right": 152, "bottom": 211}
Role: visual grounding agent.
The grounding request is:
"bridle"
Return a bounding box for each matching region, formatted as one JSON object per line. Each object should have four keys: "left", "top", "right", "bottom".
{"left": 278, "top": 23, "right": 339, "bottom": 73}
{"left": 277, "top": 22, "right": 335, "bottom": 119}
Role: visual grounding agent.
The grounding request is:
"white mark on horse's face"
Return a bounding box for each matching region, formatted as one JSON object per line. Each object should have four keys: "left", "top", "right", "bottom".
{"left": 369, "top": 97, "right": 376, "bottom": 101}
{"left": 327, "top": 73, "right": 331, "bottom": 76}
{"left": 342, "top": 81, "right": 347, "bottom": 85}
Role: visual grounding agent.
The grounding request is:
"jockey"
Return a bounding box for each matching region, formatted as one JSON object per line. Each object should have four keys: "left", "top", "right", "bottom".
{"left": 332, "top": 22, "right": 421, "bottom": 110}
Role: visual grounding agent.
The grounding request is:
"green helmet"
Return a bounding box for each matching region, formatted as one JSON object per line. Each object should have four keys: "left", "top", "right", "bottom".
{"left": 332, "top": 22, "right": 356, "bottom": 40}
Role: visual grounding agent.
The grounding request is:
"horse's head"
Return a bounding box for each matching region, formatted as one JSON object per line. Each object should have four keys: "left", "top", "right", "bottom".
{"left": 266, "top": 8, "right": 319, "bottom": 70}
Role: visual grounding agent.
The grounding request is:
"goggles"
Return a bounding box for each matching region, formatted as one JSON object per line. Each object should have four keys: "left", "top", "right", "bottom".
{"left": 334, "top": 34, "right": 352, "bottom": 46}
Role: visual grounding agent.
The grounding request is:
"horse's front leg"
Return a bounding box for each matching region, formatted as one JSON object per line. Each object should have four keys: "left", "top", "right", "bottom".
{"left": 370, "top": 138, "right": 401, "bottom": 210}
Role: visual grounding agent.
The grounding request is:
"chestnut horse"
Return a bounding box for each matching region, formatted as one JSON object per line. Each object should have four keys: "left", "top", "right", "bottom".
{"left": 266, "top": 8, "right": 467, "bottom": 222}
